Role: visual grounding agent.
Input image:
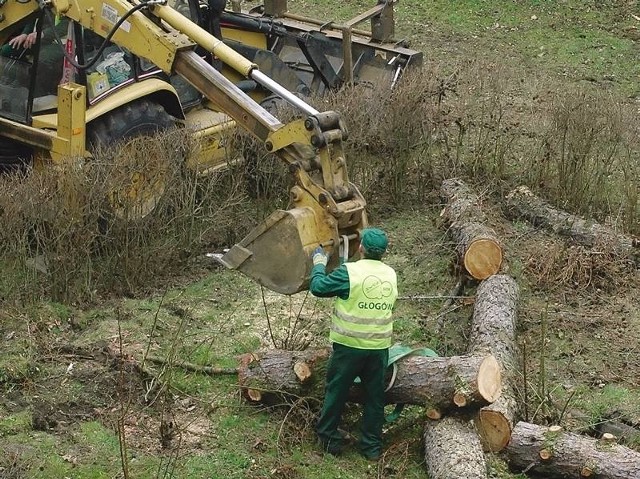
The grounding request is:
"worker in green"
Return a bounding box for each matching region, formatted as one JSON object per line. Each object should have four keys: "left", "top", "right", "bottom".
{"left": 310, "top": 228, "right": 398, "bottom": 461}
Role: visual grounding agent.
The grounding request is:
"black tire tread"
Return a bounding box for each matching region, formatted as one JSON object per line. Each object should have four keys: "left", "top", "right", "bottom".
{"left": 88, "top": 98, "right": 175, "bottom": 150}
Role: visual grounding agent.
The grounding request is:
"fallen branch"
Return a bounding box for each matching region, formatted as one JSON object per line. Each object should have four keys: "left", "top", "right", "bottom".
{"left": 398, "top": 294, "right": 473, "bottom": 301}
{"left": 145, "top": 355, "right": 239, "bottom": 375}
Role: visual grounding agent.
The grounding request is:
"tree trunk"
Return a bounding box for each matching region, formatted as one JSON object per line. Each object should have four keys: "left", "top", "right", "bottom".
{"left": 441, "top": 178, "right": 488, "bottom": 224}
{"left": 467, "top": 274, "right": 521, "bottom": 452}
{"left": 595, "top": 415, "right": 640, "bottom": 447}
{"left": 505, "top": 185, "right": 639, "bottom": 261}
{"left": 506, "top": 422, "right": 640, "bottom": 479}
{"left": 423, "top": 416, "right": 488, "bottom": 479}
{"left": 238, "top": 348, "right": 502, "bottom": 415}
{"left": 380, "top": 353, "right": 501, "bottom": 417}
{"left": 440, "top": 178, "right": 503, "bottom": 279}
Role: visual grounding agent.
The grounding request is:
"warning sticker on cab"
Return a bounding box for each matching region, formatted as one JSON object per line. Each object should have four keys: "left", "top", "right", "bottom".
{"left": 101, "top": 3, "right": 131, "bottom": 32}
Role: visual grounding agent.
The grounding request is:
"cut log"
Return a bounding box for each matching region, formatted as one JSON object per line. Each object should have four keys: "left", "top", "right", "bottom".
{"left": 423, "top": 416, "right": 488, "bottom": 479}
{"left": 506, "top": 421, "right": 640, "bottom": 479}
{"left": 467, "top": 275, "right": 519, "bottom": 362}
{"left": 238, "top": 348, "right": 502, "bottom": 413}
{"left": 467, "top": 274, "right": 520, "bottom": 452}
{"left": 441, "top": 178, "right": 489, "bottom": 224}
{"left": 505, "top": 185, "right": 639, "bottom": 261}
{"left": 596, "top": 414, "right": 640, "bottom": 446}
{"left": 237, "top": 349, "right": 330, "bottom": 405}
{"left": 440, "top": 178, "right": 503, "bottom": 279}
{"left": 475, "top": 391, "right": 519, "bottom": 452}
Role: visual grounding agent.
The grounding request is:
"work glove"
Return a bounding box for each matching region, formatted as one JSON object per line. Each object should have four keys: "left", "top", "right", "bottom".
{"left": 312, "top": 246, "right": 328, "bottom": 267}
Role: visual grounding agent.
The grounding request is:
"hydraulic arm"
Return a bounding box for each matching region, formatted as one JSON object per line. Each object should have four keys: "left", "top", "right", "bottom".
{"left": 0, "top": 0, "right": 366, "bottom": 293}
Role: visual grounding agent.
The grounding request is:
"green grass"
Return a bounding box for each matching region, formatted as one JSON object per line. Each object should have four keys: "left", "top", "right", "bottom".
{"left": 571, "top": 384, "right": 640, "bottom": 425}
{"left": 0, "top": 352, "right": 37, "bottom": 386}
{"left": 0, "top": 426, "right": 118, "bottom": 479}
{"left": 389, "top": 0, "right": 640, "bottom": 95}
{"left": 0, "top": 411, "right": 32, "bottom": 437}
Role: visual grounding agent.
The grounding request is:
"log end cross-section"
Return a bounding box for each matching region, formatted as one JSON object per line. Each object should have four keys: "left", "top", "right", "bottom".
{"left": 464, "top": 237, "right": 504, "bottom": 280}
{"left": 476, "top": 355, "right": 502, "bottom": 404}
{"left": 477, "top": 407, "right": 512, "bottom": 452}
{"left": 453, "top": 355, "right": 501, "bottom": 407}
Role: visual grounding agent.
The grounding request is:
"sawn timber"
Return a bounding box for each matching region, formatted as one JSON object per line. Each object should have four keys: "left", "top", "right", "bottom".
{"left": 237, "top": 348, "right": 502, "bottom": 416}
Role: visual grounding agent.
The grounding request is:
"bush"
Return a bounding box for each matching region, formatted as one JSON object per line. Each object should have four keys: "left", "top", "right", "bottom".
{"left": 1, "top": 62, "right": 638, "bottom": 303}
{"left": 0, "top": 128, "right": 249, "bottom": 303}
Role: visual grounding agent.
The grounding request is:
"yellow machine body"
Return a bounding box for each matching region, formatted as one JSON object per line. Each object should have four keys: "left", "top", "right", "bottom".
{"left": 0, "top": 0, "right": 420, "bottom": 293}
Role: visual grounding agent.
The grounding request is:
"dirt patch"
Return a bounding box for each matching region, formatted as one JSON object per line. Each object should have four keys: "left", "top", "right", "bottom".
{"left": 120, "top": 409, "right": 213, "bottom": 455}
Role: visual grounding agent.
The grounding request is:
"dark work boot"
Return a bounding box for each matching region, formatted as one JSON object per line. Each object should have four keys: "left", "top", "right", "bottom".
{"left": 317, "top": 429, "right": 355, "bottom": 456}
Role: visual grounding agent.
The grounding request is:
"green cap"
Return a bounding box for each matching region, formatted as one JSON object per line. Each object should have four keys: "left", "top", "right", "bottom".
{"left": 360, "top": 228, "right": 388, "bottom": 258}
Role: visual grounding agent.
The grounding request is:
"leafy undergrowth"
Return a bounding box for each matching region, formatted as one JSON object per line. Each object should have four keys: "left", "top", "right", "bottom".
{"left": 1, "top": 201, "right": 639, "bottom": 478}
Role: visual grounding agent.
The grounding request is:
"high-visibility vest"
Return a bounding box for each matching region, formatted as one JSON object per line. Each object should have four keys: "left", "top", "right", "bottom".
{"left": 330, "top": 259, "right": 398, "bottom": 350}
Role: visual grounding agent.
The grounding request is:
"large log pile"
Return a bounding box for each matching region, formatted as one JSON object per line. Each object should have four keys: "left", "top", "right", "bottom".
{"left": 440, "top": 178, "right": 503, "bottom": 279}
{"left": 422, "top": 180, "right": 507, "bottom": 478}
{"left": 505, "top": 185, "right": 639, "bottom": 263}
{"left": 237, "top": 348, "right": 502, "bottom": 417}
{"left": 235, "top": 179, "right": 639, "bottom": 479}
{"left": 468, "top": 274, "right": 520, "bottom": 452}
{"left": 506, "top": 422, "right": 640, "bottom": 478}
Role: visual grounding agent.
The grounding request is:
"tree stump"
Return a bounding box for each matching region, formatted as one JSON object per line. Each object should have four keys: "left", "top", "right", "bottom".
{"left": 506, "top": 421, "right": 640, "bottom": 478}
{"left": 505, "top": 185, "right": 639, "bottom": 262}
{"left": 440, "top": 178, "right": 503, "bottom": 279}
{"left": 467, "top": 274, "right": 520, "bottom": 452}
{"left": 237, "top": 348, "right": 502, "bottom": 414}
{"left": 423, "top": 415, "right": 488, "bottom": 479}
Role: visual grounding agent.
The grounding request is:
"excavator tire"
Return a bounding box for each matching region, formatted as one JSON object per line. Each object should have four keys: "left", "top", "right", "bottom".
{"left": 243, "top": 95, "right": 290, "bottom": 200}
{"left": 0, "top": 137, "right": 32, "bottom": 174}
{"left": 87, "top": 99, "right": 179, "bottom": 220}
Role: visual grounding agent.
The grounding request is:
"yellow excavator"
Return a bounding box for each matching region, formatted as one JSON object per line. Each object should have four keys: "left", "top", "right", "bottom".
{"left": 0, "top": 0, "right": 421, "bottom": 294}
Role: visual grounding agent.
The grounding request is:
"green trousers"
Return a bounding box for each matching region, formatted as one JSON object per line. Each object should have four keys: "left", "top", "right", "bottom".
{"left": 316, "top": 342, "right": 388, "bottom": 458}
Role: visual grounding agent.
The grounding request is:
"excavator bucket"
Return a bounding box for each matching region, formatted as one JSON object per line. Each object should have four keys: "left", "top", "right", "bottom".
{"left": 217, "top": 207, "right": 341, "bottom": 295}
